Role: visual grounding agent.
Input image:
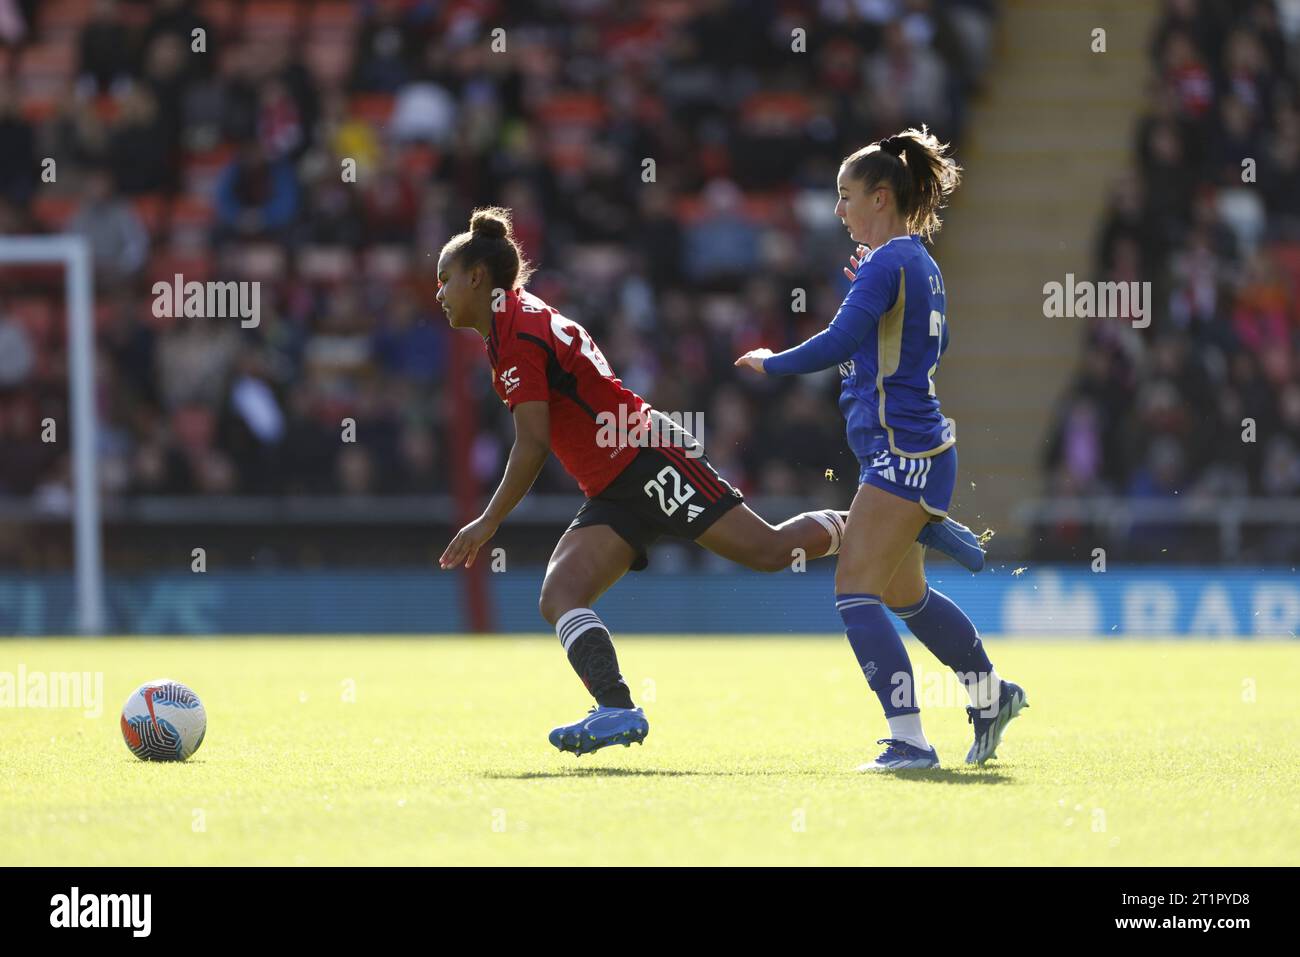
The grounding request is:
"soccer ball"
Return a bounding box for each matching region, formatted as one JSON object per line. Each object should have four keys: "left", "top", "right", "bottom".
{"left": 120, "top": 679, "right": 207, "bottom": 761}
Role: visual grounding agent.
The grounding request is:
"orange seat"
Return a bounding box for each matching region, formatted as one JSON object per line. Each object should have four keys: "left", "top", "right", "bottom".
{"left": 170, "top": 195, "right": 215, "bottom": 227}
{"left": 36, "top": 0, "right": 96, "bottom": 32}
{"left": 18, "top": 42, "right": 77, "bottom": 76}
{"left": 91, "top": 94, "right": 120, "bottom": 122}
{"left": 197, "top": 0, "right": 240, "bottom": 35}
{"left": 537, "top": 92, "right": 605, "bottom": 127}
{"left": 149, "top": 252, "right": 214, "bottom": 283}
{"left": 673, "top": 196, "right": 706, "bottom": 223}
{"left": 31, "top": 194, "right": 81, "bottom": 231}
{"left": 398, "top": 143, "right": 437, "bottom": 179}
{"left": 243, "top": 0, "right": 302, "bottom": 33}
{"left": 184, "top": 144, "right": 236, "bottom": 173}
{"left": 19, "top": 93, "right": 58, "bottom": 123}
{"left": 349, "top": 94, "right": 395, "bottom": 126}
{"left": 308, "top": 2, "right": 357, "bottom": 31}
{"left": 742, "top": 192, "right": 789, "bottom": 223}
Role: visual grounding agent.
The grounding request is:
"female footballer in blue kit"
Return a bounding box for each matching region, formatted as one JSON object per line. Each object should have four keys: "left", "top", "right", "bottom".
{"left": 737, "top": 127, "right": 1027, "bottom": 770}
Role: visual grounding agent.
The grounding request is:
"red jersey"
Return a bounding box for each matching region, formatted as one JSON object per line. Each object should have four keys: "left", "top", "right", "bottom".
{"left": 487, "top": 289, "right": 649, "bottom": 497}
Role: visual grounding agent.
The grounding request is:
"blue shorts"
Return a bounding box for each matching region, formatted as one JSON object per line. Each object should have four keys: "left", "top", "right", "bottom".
{"left": 857, "top": 444, "right": 957, "bottom": 517}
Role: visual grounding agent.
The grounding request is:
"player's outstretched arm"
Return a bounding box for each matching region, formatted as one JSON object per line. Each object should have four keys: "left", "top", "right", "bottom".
{"left": 440, "top": 400, "right": 550, "bottom": 569}
{"left": 737, "top": 250, "right": 884, "bottom": 376}
{"left": 735, "top": 322, "right": 858, "bottom": 377}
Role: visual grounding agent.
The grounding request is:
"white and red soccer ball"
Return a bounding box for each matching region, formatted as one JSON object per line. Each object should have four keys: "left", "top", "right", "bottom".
{"left": 120, "top": 679, "right": 207, "bottom": 761}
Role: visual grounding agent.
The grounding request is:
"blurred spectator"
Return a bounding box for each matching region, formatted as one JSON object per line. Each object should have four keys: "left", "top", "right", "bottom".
{"left": 865, "top": 19, "right": 951, "bottom": 134}
{"left": 141, "top": 0, "right": 214, "bottom": 84}
{"left": 0, "top": 80, "right": 37, "bottom": 207}
{"left": 214, "top": 140, "right": 299, "bottom": 244}
{"left": 68, "top": 167, "right": 149, "bottom": 284}
{"left": 77, "top": 0, "right": 134, "bottom": 96}
{"left": 108, "top": 86, "right": 175, "bottom": 194}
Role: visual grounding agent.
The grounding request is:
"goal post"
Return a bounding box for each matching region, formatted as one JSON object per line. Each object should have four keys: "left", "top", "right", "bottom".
{"left": 0, "top": 235, "right": 105, "bottom": 634}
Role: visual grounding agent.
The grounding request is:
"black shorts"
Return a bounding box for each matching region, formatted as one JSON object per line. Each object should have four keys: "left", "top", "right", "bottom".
{"left": 567, "top": 433, "right": 744, "bottom": 572}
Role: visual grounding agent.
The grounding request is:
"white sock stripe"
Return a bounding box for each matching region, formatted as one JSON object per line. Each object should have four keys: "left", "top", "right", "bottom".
{"left": 560, "top": 620, "right": 604, "bottom": 652}
{"left": 890, "top": 587, "right": 932, "bottom": 618}
{"left": 555, "top": 608, "right": 606, "bottom": 651}
{"left": 559, "top": 614, "right": 603, "bottom": 643}
{"left": 836, "top": 598, "right": 881, "bottom": 610}
{"left": 807, "top": 510, "right": 843, "bottom": 555}
{"left": 806, "top": 510, "right": 836, "bottom": 534}
{"left": 555, "top": 607, "right": 596, "bottom": 636}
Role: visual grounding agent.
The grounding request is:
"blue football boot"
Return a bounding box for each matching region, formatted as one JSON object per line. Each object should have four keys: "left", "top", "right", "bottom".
{"left": 917, "top": 515, "right": 988, "bottom": 572}
{"left": 549, "top": 706, "right": 649, "bottom": 756}
{"left": 857, "top": 738, "right": 941, "bottom": 772}
{"left": 965, "top": 681, "right": 1028, "bottom": 764}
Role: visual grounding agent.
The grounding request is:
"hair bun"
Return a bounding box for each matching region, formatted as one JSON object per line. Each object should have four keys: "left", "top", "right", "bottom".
{"left": 470, "top": 208, "right": 511, "bottom": 240}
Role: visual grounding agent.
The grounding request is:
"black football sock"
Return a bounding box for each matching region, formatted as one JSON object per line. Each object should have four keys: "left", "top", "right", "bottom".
{"left": 555, "top": 608, "right": 635, "bottom": 709}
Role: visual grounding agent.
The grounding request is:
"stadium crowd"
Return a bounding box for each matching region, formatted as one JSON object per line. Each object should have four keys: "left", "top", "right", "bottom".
{"left": 0, "top": 0, "right": 996, "bottom": 507}
{"left": 1045, "top": 0, "right": 1300, "bottom": 525}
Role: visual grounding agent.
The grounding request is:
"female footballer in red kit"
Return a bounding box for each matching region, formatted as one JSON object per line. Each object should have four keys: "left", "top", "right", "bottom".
{"left": 436, "top": 206, "right": 984, "bottom": 755}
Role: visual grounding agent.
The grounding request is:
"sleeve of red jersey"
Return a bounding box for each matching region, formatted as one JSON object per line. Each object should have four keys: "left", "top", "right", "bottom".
{"left": 497, "top": 337, "right": 551, "bottom": 410}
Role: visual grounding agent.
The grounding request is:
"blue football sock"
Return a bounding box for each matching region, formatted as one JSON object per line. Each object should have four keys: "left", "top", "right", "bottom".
{"left": 889, "top": 586, "right": 994, "bottom": 685}
{"left": 836, "top": 594, "right": 918, "bottom": 718}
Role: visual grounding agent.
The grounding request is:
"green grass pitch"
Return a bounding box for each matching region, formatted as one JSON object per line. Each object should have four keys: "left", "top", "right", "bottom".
{"left": 2, "top": 637, "right": 1298, "bottom": 866}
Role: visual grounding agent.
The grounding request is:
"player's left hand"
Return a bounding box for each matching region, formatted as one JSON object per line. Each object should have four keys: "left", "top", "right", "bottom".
{"left": 843, "top": 243, "right": 869, "bottom": 281}
{"left": 440, "top": 514, "right": 500, "bottom": 569}
{"left": 734, "top": 349, "right": 774, "bottom": 374}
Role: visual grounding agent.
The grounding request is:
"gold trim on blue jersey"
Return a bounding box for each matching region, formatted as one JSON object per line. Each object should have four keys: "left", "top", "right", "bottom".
{"left": 874, "top": 264, "right": 956, "bottom": 459}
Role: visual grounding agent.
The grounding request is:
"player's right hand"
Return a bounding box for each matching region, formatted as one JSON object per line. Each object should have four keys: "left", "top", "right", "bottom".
{"left": 439, "top": 514, "right": 499, "bottom": 570}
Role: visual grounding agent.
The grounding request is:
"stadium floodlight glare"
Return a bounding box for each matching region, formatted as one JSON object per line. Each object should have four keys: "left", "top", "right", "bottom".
{"left": 0, "top": 235, "right": 104, "bottom": 634}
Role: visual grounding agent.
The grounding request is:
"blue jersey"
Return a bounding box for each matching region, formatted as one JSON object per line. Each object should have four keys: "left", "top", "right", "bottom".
{"left": 832, "top": 235, "right": 953, "bottom": 459}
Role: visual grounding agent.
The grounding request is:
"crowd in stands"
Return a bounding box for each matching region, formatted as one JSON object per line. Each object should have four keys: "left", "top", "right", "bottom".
{"left": 1046, "top": 0, "right": 1300, "bottom": 529}
{"left": 0, "top": 0, "right": 996, "bottom": 508}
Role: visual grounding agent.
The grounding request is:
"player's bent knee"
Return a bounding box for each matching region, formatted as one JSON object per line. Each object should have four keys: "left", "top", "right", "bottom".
{"left": 539, "top": 573, "right": 600, "bottom": 625}
{"left": 882, "top": 580, "right": 926, "bottom": 609}
{"left": 538, "top": 586, "right": 571, "bottom": 626}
